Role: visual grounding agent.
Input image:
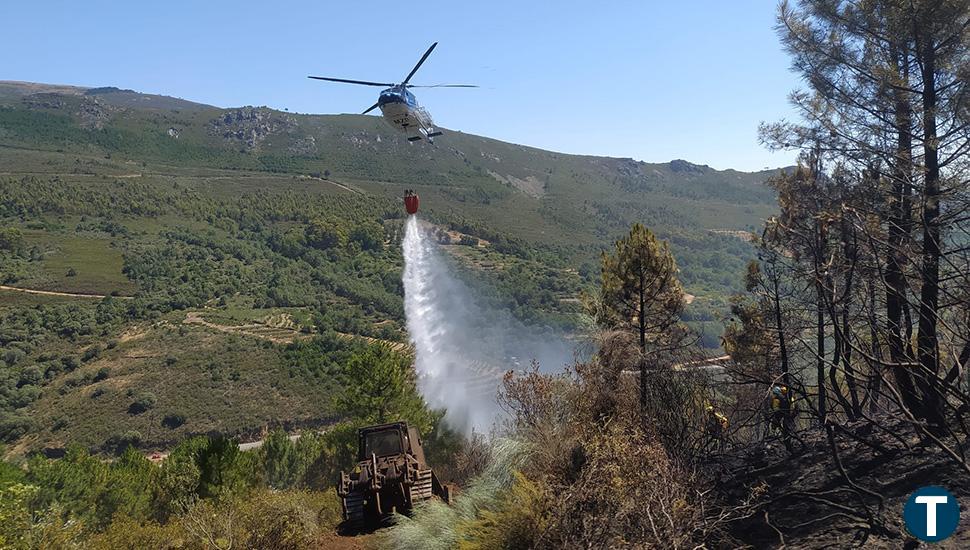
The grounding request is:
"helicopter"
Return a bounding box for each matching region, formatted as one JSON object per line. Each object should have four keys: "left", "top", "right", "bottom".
{"left": 308, "top": 42, "right": 475, "bottom": 143}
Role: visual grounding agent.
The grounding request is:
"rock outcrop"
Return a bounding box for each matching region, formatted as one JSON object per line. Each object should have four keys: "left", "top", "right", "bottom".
{"left": 208, "top": 107, "right": 296, "bottom": 150}
{"left": 22, "top": 93, "right": 113, "bottom": 129}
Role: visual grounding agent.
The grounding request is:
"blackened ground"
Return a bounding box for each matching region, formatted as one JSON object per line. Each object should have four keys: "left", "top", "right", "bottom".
{"left": 710, "top": 415, "right": 970, "bottom": 549}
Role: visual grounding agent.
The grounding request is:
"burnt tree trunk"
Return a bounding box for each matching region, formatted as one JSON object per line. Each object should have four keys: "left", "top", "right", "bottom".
{"left": 772, "top": 265, "right": 790, "bottom": 387}
{"left": 816, "top": 214, "right": 828, "bottom": 423}
{"left": 639, "top": 268, "right": 647, "bottom": 416}
{"left": 886, "top": 45, "right": 921, "bottom": 415}
{"left": 916, "top": 40, "right": 945, "bottom": 431}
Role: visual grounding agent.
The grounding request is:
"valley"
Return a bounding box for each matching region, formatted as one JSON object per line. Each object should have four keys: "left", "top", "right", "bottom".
{"left": 0, "top": 80, "right": 777, "bottom": 458}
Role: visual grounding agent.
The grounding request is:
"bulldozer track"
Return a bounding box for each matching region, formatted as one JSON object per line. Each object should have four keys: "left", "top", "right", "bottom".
{"left": 410, "top": 469, "right": 434, "bottom": 502}
{"left": 343, "top": 493, "right": 366, "bottom": 525}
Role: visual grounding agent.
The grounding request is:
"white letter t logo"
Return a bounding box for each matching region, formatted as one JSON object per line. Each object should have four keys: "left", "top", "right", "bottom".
{"left": 916, "top": 495, "right": 949, "bottom": 536}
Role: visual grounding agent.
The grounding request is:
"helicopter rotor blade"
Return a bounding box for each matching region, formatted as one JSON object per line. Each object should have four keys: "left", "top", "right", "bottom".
{"left": 308, "top": 76, "right": 395, "bottom": 87}
{"left": 401, "top": 42, "right": 438, "bottom": 85}
{"left": 406, "top": 84, "right": 479, "bottom": 88}
{"left": 362, "top": 102, "right": 381, "bottom": 115}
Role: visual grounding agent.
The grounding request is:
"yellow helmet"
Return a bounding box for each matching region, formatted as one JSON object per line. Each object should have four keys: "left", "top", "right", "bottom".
{"left": 705, "top": 404, "right": 714, "bottom": 413}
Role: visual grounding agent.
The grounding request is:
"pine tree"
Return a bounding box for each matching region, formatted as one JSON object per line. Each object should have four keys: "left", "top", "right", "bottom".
{"left": 595, "top": 223, "right": 685, "bottom": 412}
{"left": 339, "top": 345, "right": 432, "bottom": 433}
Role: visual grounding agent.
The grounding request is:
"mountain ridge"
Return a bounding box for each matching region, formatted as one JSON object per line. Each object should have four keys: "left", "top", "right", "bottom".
{"left": 0, "top": 80, "right": 787, "bottom": 174}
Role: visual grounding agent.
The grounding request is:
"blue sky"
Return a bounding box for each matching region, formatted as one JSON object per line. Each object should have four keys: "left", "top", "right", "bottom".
{"left": 2, "top": 1, "right": 800, "bottom": 171}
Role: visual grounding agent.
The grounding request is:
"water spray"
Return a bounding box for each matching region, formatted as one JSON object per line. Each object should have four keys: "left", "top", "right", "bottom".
{"left": 402, "top": 216, "right": 572, "bottom": 434}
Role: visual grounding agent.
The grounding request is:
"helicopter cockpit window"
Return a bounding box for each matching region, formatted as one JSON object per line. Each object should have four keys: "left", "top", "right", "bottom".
{"left": 381, "top": 90, "right": 404, "bottom": 103}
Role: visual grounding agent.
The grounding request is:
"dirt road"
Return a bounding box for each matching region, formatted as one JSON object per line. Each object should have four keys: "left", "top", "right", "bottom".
{"left": 182, "top": 311, "right": 407, "bottom": 350}
{"left": 182, "top": 310, "right": 306, "bottom": 344}
{"left": 149, "top": 433, "right": 304, "bottom": 463}
{"left": 315, "top": 532, "right": 374, "bottom": 549}
{"left": 0, "top": 284, "right": 131, "bottom": 299}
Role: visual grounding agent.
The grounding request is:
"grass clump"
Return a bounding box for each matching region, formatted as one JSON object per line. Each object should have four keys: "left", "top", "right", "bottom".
{"left": 383, "top": 438, "right": 530, "bottom": 550}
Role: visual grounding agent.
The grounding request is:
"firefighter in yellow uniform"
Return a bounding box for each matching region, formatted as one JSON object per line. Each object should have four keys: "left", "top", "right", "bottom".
{"left": 705, "top": 404, "right": 729, "bottom": 452}
{"left": 769, "top": 385, "right": 795, "bottom": 431}
{"left": 767, "top": 385, "right": 797, "bottom": 452}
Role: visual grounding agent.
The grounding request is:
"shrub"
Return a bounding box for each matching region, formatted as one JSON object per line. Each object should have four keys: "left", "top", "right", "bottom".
{"left": 0, "top": 227, "right": 25, "bottom": 253}
{"left": 349, "top": 221, "right": 384, "bottom": 251}
{"left": 12, "top": 385, "right": 41, "bottom": 408}
{"left": 82, "top": 345, "right": 102, "bottom": 362}
{"left": 456, "top": 471, "right": 550, "bottom": 550}
{"left": 43, "top": 361, "right": 63, "bottom": 379}
{"left": 128, "top": 392, "right": 157, "bottom": 414}
{"left": 61, "top": 355, "right": 80, "bottom": 371}
{"left": 2, "top": 349, "right": 26, "bottom": 367}
{"left": 86, "top": 516, "right": 185, "bottom": 550}
{"left": 161, "top": 413, "right": 186, "bottom": 429}
{"left": 177, "top": 470, "right": 324, "bottom": 546}
{"left": 0, "top": 413, "right": 35, "bottom": 442}
{"left": 17, "top": 365, "right": 44, "bottom": 387}
{"left": 538, "top": 426, "right": 698, "bottom": 549}
{"left": 0, "top": 484, "right": 37, "bottom": 547}
{"left": 304, "top": 219, "right": 346, "bottom": 250}
{"left": 239, "top": 489, "right": 336, "bottom": 549}
{"left": 107, "top": 430, "right": 143, "bottom": 453}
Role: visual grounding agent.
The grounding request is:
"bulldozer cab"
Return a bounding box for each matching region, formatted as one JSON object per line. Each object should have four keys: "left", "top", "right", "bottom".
{"left": 358, "top": 422, "right": 427, "bottom": 466}
{"left": 361, "top": 427, "right": 403, "bottom": 459}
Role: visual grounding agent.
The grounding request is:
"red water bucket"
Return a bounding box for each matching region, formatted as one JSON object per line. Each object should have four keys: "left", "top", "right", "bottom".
{"left": 404, "top": 195, "right": 419, "bottom": 215}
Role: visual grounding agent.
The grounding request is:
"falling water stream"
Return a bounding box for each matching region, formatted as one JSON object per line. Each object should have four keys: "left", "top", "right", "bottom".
{"left": 401, "top": 216, "right": 572, "bottom": 434}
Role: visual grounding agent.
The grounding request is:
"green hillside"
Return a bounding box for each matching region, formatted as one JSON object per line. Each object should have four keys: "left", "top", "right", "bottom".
{"left": 0, "top": 80, "right": 777, "bottom": 303}
{"left": 0, "top": 80, "right": 777, "bottom": 456}
{"left": 0, "top": 81, "right": 775, "bottom": 246}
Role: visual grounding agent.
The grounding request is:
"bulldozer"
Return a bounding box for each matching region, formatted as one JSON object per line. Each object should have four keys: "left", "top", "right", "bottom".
{"left": 337, "top": 421, "right": 450, "bottom": 529}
